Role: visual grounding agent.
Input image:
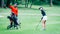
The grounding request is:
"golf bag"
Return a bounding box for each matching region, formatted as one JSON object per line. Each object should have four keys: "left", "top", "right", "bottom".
{"left": 7, "top": 13, "right": 21, "bottom": 29}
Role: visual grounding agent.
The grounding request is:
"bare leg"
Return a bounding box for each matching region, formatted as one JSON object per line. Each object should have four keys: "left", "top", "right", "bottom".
{"left": 42, "top": 20, "right": 46, "bottom": 30}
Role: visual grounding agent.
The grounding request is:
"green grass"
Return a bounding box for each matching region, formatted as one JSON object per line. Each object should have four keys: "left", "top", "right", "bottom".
{"left": 0, "top": 5, "right": 60, "bottom": 34}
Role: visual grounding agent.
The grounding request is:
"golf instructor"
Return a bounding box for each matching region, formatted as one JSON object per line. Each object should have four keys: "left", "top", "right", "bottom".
{"left": 7, "top": 4, "right": 19, "bottom": 29}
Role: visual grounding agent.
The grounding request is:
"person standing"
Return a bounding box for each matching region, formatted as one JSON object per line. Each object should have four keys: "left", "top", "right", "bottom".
{"left": 39, "top": 7, "right": 47, "bottom": 30}
{"left": 7, "top": 4, "right": 19, "bottom": 29}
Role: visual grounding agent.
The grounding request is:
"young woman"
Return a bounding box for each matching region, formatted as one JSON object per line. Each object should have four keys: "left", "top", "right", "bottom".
{"left": 39, "top": 7, "right": 47, "bottom": 30}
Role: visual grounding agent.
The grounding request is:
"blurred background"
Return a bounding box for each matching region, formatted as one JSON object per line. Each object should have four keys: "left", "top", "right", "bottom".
{"left": 0, "top": 0, "right": 60, "bottom": 8}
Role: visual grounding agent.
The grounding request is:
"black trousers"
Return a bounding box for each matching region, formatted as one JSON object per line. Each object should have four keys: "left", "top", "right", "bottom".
{"left": 7, "top": 15, "right": 18, "bottom": 27}
{"left": 13, "top": 16, "right": 18, "bottom": 27}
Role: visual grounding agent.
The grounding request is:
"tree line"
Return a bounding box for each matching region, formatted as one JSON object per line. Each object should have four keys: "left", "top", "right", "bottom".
{"left": 0, "top": 0, "right": 60, "bottom": 8}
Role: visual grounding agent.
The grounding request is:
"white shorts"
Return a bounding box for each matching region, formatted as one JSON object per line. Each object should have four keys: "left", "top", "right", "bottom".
{"left": 42, "top": 16, "right": 47, "bottom": 20}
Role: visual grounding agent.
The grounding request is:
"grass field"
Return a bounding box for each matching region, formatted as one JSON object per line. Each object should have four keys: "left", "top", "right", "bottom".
{"left": 0, "top": 5, "right": 60, "bottom": 34}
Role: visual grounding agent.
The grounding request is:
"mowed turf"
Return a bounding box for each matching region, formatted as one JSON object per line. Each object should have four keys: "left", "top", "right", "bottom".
{"left": 0, "top": 6, "right": 60, "bottom": 34}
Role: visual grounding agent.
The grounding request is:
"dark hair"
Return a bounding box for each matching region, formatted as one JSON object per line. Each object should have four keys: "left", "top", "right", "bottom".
{"left": 39, "top": 7, "right": 43, "bottom": 9}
